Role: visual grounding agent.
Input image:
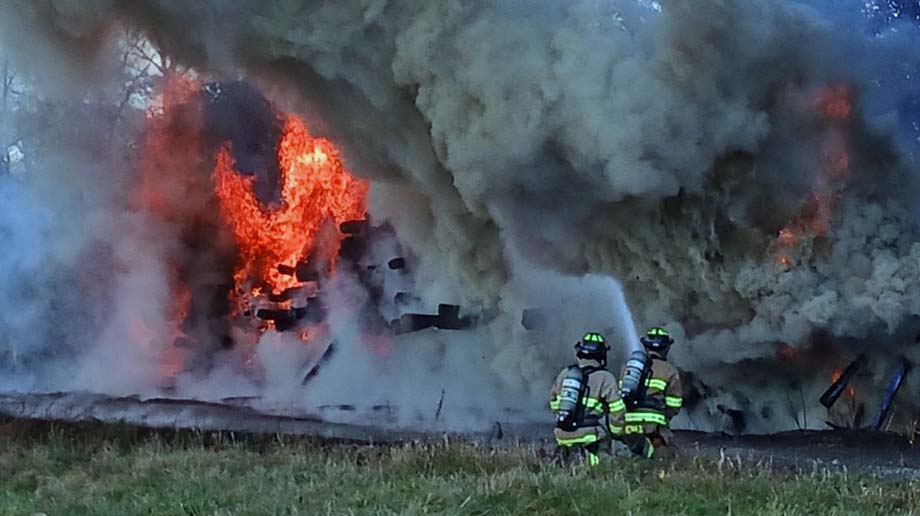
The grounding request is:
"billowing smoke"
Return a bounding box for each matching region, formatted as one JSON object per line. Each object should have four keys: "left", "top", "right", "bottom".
{"left": 1, "top": 0, "right": 920, "bottom": 433}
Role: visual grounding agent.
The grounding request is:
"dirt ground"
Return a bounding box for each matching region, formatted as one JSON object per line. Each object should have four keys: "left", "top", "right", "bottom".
{"left": 671, "top": 429, "right": 920, "bottom": 477}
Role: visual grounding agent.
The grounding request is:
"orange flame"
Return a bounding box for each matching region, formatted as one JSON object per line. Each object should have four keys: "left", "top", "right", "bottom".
{"left": 213, "top": 115, "right": 368, "bottom": 311}
{"left": 776, "top": 343, "right": 799, "bottom": 361}
{"left": 132, "top": 75, "right": 204, "bottom": 220}
{"left": 772, "top": 83, "right": 854, "bottom": 268}
{"left": 830, "top": 368, "right": 857, "bottom": 399}
{"left": 134, "top": 74, "right": 366, "bottom": 372}
{"left": 170, "top": 268, "right": 193, "bottom": 344}
{"left": 132, "top": 75, "right": 203, "bottom": 377}
{"left": 816, "top": 83, "right": 853, "bottom": 121}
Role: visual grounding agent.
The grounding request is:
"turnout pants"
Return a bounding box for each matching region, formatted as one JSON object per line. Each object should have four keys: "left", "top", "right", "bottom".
{"left": 554, "top": 426, "right": 609, "bottom": 466}
{"left": 621, "top": 424, "right": 669, "bottom": 458}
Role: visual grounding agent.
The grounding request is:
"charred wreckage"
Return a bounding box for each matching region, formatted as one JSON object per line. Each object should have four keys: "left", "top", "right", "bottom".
{"left": 132, "top": 79, "right": 488, "bottom": 389}
{"left": 173, "top": 81, "right": 920, "bottom": 437}
{"left": 3, "top": 77, "right": 917, "bottom": 439}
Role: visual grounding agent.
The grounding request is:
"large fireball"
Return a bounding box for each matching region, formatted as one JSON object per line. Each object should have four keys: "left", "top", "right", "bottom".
{"left": 213, "top": 115, "right": 368, "bottom": 312}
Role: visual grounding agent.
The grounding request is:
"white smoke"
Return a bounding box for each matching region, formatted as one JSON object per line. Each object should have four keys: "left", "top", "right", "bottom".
{"left": 288, "top": 258, "right": 638, "bottom": 430}
{"left": 1, "top": 0, "right": 920, "bottom": 432}
{"left": 0, "top": 99, "right": 178, "bottom": 395}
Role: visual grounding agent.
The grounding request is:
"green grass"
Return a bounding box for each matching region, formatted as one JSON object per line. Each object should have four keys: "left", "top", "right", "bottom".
{"left": 0, "top": 419, "right": 917, "bottom": 515}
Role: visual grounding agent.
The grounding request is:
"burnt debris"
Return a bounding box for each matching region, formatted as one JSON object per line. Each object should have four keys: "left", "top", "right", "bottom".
{"left": 252, "top": 302, "right": 325, "bottom": 332}
{"left": 521, "top": 308, "right": 547, "bottom": 331}
{"left": 872, "top": 358, "right": 910, "bottom": 431}
{"left": 387, "top": 257, "right": 406, "bottom": 270}
{"left": 820, "top": 355, "right": 866, "bottom": 409}
{"left": 302, "top": 341, "right": 337, "bottom": 385}
{"left": 390, "top": 304, "right": 474, "bottom": 335}
{"left": 339, "top": 219, "right": 370, "bottom": 264}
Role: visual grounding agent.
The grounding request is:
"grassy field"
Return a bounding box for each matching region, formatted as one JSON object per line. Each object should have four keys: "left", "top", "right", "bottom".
{"left": 0, "top": 419, "right": 918, "bottom": 515}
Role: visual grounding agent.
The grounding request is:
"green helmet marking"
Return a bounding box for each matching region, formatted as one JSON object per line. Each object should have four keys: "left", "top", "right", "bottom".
{"left": 646, "top": 327, "right": 669, "bottom": 338}
{"left": 582, "top": 332, "right": 605, "bottom": 343}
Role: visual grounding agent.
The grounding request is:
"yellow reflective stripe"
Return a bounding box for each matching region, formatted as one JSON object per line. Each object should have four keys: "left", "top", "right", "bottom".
{"left": 585, "top": 398, "right": 605, "bottom": 414}
{"left": 588, "top": 452, "right": 600, "bottom": 466}
{"left": 609, "top": 424, "right": 624, "bottom": 435}
{"left": 625, "top": 412, "right": 667, "bottom": 425}
{"left": 645, "top": 378, "right": 668, "bottom": 391}
{"left": 644, "top": 438, "right": 655, "bottom": 458}
{"left": 556, "top": 434, "right": 599, "bottom": 446}
{"left": 550, "top": 396, "right": 608, "bottom": 413}
{"left": 583, "top": 397, "right": 606, "bottom": 414}
{"left": 665, "top": 396, "right": 683, "bottom": 408}
{"left": 609, "top": 399, "right": 626, "bottom": 412}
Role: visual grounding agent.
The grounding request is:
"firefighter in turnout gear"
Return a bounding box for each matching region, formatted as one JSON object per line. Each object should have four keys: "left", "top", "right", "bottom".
{"left": 549, "top": 332, "right": 627, "bottom": 466}
{"left": 619, "top": 327, "right": 683, "bottom": 458}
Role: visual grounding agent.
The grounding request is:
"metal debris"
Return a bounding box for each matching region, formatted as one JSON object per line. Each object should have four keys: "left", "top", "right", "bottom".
{"left": 872, "top": 358, "right": 910, "bottom": 431}
{"left": 820, "top": 355, "right": 866, "bottom": 409}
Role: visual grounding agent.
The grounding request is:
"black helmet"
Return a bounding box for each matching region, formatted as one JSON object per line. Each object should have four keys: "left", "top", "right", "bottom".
{"left": 575, "top": 332, "right": 608, "bottom": 365}
{"left": 641, "top": 327, "right": 673, "bottom": 358}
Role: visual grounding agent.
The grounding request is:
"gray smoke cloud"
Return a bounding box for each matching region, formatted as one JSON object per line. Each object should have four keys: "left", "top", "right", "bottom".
{"left": 0, "top": 96, "right": 176, "bottom": 395}
{"left": 2, "top": 0, "right": 920, "bottom": 432}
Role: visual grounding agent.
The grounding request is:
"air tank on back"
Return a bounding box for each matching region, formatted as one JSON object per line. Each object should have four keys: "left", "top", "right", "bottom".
{"left": 620, "top": 349, "right": 650, "bottom": 408}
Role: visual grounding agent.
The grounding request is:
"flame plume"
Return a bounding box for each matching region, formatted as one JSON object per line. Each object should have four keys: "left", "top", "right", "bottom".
{"left": 213, "top": 115, "right": 368, "bottom": 313}
{"left": 772, "top": 83, "right": 854, "bottom": 268}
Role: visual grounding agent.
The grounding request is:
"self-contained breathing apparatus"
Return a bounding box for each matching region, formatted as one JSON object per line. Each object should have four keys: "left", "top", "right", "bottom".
{"left": 554, "top": 332, "right": 607, "bottom": 431}
{"left": 555, "top": 366, "right": 591, "bottom": 431}
{"left": 619, "top": 349, "right": 652, "bottom": 410}
{"left": 620, "top": 327, "right": 675, "bottom": 411}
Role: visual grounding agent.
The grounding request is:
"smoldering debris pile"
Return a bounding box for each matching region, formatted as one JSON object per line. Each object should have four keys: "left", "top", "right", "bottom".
{"left": 0, "top": 57, "right": 626, "bottom": 432}
{"left": 0, "top": 0, "right": 920, "bottom": 433}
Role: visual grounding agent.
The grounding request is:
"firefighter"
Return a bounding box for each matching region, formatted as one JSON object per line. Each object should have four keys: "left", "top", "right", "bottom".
{"left": 549, "top": 332, "right": 626, "bottom": 466}
{"left": 619, "top": 326, "right": 683, "bottom": 458}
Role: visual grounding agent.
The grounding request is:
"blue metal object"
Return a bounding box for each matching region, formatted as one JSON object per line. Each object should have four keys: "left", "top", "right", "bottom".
{"left": 872, "top": 358, "right": 910, "bottom": 430}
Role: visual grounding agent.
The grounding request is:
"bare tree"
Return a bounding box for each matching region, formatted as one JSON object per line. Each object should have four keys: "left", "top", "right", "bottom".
{"left": 0, "top": 28, "right": 187, "bottom": 175}
{"left": 1, "top": 60, "right": 13, "bottom": 117}
{"left": 114, "top": 28, "right": 157, "bottom": 119}
{"left": 122, "top": 28, "right": 191, "bottom": 115}
{"left": 0, "top": 59, "right": 16, "bottom": 175}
